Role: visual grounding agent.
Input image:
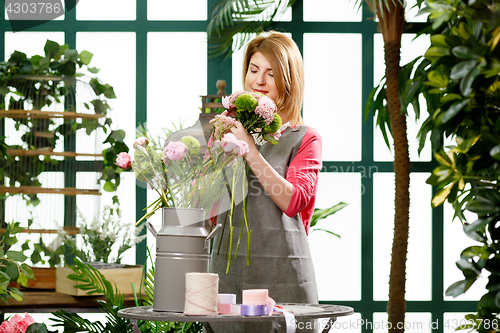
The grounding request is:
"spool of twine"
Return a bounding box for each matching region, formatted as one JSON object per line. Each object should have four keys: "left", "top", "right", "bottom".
{"left": 184, "top": 273, "right": 219, "bottom": 315}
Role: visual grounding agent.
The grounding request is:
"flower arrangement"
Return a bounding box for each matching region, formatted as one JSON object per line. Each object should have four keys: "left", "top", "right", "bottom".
{"left": 0, "top": 313, "right": 35, "bottom": 333}
{"left": 220, "top": 91, "right": 283, "bottom": 144}
{"left": 58, "top": 203, "right": 146, "bottom": 264}
{"left": 117, "top": 133, "right": 248, "bottom": 225}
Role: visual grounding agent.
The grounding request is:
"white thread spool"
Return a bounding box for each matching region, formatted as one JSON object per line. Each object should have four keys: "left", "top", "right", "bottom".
{"left": 184, "top": 273, "right": 219, "bottom": 315}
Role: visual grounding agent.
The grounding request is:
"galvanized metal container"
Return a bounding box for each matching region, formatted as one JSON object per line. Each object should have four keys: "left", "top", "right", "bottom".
{"left": 148, "top": 207, "right": 220, "bottom": 312}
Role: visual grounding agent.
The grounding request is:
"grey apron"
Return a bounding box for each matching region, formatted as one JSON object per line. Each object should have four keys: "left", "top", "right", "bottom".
{"left": 210, "top": 126, "right": 319, "bottom": 333}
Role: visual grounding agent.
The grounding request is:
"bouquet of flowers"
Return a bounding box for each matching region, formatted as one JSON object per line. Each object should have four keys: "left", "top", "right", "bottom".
{"left": 116, "top": 133, "right": 249, "bottom": 225}
{"left": 220, "top": 91, "right": 284, "bottom": 145}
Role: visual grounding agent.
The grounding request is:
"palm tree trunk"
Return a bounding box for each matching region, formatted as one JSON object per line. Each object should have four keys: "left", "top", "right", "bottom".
{"left": 376, "top": 1, "right": 410, "bottom": 332}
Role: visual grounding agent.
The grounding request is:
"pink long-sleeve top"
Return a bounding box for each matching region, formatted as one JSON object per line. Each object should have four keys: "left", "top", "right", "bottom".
{"left": 283, "top": 126, "right": 322, "bottom": 235}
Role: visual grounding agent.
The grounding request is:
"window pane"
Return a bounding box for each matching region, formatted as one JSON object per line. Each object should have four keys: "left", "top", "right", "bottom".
{"left": 304, "top": 0, "right": 361, "bottom": 22}
{"left": 147, "top": 32, "right": 206, "bottom": 141}
{"left": 304, "top": 33, "right": 361, "bottom": 161}
{"left": 4, "top": 32, "right": 64, "bottom": 60}
{"left": 373, "top": 33, "right": 431, "bottom": 162}
{"left": 373, "top": 173, "right": 432, "bottom": 301}
{"left": 443, "top": 313, "right": 475, "bottom": 333}
{"left": 77, "top": 0, "right": 135, "bottom": 20}
{"left": 77, "top": 32, "right": 137, "bottom": 149}
{"left": 443, "top": 204, "right": 487, "bottom": 301}
{"left": 311, "top": 172, "right": 361, "bottom": 301}
{"left": 148, "top": 0, "right": 206, "bottom": 21}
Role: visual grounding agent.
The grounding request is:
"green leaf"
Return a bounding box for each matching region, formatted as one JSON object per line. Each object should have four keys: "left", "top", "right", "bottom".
{"left": 460, "top": 66, "right": 481, "bottom": 96}
{"left": 452, "top": 46, "right": 479, "bottom": 60}
{"left": 310, "top": 202, "right": 348, "bottom": 228}
{"left": 8, "top": 289, "right": 23, "bottom": 301}
{"left": 425, "top": 46, "right": 450, "bottom": 61}
{"left": 88, "top": 66, "right": 100, "bottom": 74}
{"left": 44, "top": 40, "right": 61, "bottom": 59}
{"left": 450, "top": 59, "right": 479, "bottom": 80}
{"left": 438, "top": 98, "right": 470, "bottom": 124}
{"left": 430, "top": 34, "right": 449, "bottom": 47}
{"left": 26, "top": 323, "right": 49, "bottom": 333}
{"left": 5, "top": 250, "right": 28, "bottom": 262}
{"left": 20, "top": 264, "right": 34, "bottom": 279}
{"left": 103, "top": 181, "right": 116, "bottom": 192}
{"left": 79, "top": 50, "right": 93, "bottom": 66}
{"left": 445, "top": 279, "right": 476, "bottom": 297}
{"left": 463, "top": 216, "right": 493, "bottom": 235}
{"left": 17, "top": 273, "right": 28, "bottom": 287}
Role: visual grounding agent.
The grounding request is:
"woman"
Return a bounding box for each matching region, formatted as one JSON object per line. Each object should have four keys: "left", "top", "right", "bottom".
{"left": 211, "top": 31, "right": 322, "bottom": 332}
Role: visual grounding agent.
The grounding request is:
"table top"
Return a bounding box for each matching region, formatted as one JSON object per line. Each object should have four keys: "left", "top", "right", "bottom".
{"left": 118, "top": 303, "right": 354, "bottom": 323}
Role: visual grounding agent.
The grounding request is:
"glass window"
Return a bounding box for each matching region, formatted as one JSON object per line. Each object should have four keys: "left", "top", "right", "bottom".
{"left": 4, "top": 31, "right": 64, "bottom": 59}
{"left": 311, "top": 172, "right": 361, "bottom": 301}
{"left": 304, "top": 33, "right": 362, "bottom": 161}
{"left": 373, "top": 173, "right": 432, "bottom": 301}
{"left": 76, "top": 0, "right": 136, "bottom": 20}
{"left": 304, "top": 0, "right": 361, "bottom": 22}
{"left": 77, "top": 32, "right": 137, "bottom": 149}
{"left": 147, "top": 32, "right": 207, "bottom": 141}
{"left": 148, "top": 0, "right": 206, "bottom": 21}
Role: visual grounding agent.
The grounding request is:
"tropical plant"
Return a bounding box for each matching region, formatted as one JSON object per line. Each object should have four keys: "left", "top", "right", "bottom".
{"left": 48, "top": 257, "right": 202, "bottom": 333}
{"left": 310, "top": 201, "right": 349, "bottom": 237}
{"left": 396, "top": 0, "right": 500, "bottom": 331}
{"left": 207, "top": 0, "right": 297, "bottom": 58}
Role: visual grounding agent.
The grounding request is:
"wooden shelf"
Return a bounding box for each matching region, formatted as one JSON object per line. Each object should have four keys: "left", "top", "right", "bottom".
{"left": 0, "top": 109, "right": 105, "bottom": 120}
{"left": 0, "top": 226, "right": 79, "bottom": 235}
{"left": 6, "top": 149, "right": 104, "bottom": 158}
{"left": 0, "top": 186, "right": 101, "bottom": 196}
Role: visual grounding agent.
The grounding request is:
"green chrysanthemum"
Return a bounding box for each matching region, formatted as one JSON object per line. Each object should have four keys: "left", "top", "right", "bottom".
{"left": 264, "top": 113, "right": 282, "bottom": 134}
{"left": 234, "top": 93, "right": 258, "bottom": 112}
{"left": 180, "top": 135, "right": 200, "bottom": 156}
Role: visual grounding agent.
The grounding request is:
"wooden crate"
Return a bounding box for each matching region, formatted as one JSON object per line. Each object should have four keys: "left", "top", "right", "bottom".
{"left": 56, "top": 265, "right": 144, "bottom": 296}
{"left": 9, "top": 267, "right": 56, "bottom": 290}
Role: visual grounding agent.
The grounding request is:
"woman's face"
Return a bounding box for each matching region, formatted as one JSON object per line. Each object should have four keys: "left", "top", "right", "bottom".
{"left": 244, "top": 51, "right": 279, "bottom": 103}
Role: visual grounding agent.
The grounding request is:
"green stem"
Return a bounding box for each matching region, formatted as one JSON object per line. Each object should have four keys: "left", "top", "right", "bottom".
{"left": 225, "top": 171, "right": 237, "bottom": 274}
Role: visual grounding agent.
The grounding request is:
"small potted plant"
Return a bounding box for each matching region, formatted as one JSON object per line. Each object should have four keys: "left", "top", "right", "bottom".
{"left": 55, "top": 203, "right": 147, "bottom": 296}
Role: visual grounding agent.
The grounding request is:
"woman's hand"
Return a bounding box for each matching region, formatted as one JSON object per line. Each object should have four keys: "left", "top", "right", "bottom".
{"left": 229, "top": 120, "right": 258, "bottom": 161}
{"left": 229, "top": 119, "right": 293, "bottom": 212}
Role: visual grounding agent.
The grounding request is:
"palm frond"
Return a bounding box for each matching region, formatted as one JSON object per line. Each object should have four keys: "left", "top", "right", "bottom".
{"left": 66, "top": 258, "right": 124, "bottom": 306}
{"left": 310, "top": 202, "right": 348, "bottom": 228}
{"left": 207, "top": 0, "right": 294, "bottom": 58}
{"left": 50, "top": 310, "right": 106, "bottom": 333}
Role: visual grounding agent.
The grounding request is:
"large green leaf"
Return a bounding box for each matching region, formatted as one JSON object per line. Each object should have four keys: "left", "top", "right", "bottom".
{"left": 445, "top": 278, "right": 476, "bottom": 297}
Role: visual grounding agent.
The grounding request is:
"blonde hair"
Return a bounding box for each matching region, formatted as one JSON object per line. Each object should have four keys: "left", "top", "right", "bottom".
{"left": 242, "top": 31, "right": 304, "bottom": 126}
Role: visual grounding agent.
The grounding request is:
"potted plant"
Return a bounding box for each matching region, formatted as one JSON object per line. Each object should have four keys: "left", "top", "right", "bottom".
{"left": 55, "top": 203, "right": 147, "bottom": 296}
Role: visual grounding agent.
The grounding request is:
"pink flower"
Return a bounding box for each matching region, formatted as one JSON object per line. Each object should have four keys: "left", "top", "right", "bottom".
{"left": 254, "top": 106, "right": 275, "bottom": 125}
{"left": 133, "top": 137, "right": 148, "bottom": 148}
{"left": 0, "top": 313, "right": 35, "bottom": 333}
{"left": 222, "top": 96, "right": 231, "bottom": 109}
{"left": 165, "top": 141, "right": 187, "bottom": 161}
{"left": 221, "top": 133, "right": 249, "bottom": 156}
{"left": 258, "top": 96, "right": 276, "bottom": 111}
{"left": 116, "top": 152, "right": 132, "bottom": 169}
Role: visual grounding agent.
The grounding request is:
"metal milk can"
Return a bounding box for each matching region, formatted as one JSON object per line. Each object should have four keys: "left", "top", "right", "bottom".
{"left": 146, "top": 207, "right": 221, "bottom": 312}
